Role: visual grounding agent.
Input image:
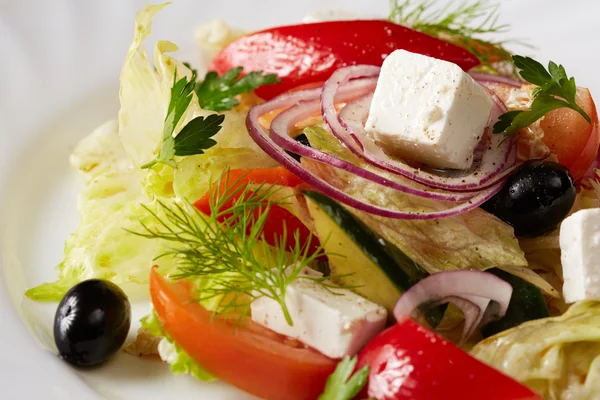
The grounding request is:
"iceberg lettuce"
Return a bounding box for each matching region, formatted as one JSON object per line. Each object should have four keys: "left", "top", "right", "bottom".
{"left": 27, "top": 3, "right": 275, "bottom": 301}
{"left": 471, "top": 301, "right": 600, "bottom": 400}
{"left": 25, "top": 121, "right": 173, "bottom": 301}
{"left": 118, "top": 3, "right": 275, "bottom": 201}
{"left": 141, "top": 312, "right": 216, "bottom": 382}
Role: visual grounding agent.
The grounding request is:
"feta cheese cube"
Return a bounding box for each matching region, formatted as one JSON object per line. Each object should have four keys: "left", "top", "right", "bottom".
{"left": 560, "top": 208, "right": 600, "bottom": 303}
{"left": 251, "top": 267, "right": 387, "bottom": 359}
{"left": 365, "top": 49, "right": 493, "bottom": 170}
{"left": 157, "top": 338, "right": 178, "bottom": 365}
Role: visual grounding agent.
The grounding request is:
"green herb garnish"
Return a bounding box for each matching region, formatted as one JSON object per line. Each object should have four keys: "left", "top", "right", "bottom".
{"left": 141, "top": 70, "right": 224, "bottom": 169}
{"left": 389, "top": 0, "right": 513, "bottom": 73}
{"left": 133, "top": 170, "right": 333, "bottom": 325}
{"left": 172, "top": 114, "right": 224, "bottom": 156}
{"left": 493, "top": 56, "right": 591, "bottom": 136}
{"left": 195, "top": 67, "right": 280, "bottom": 112}
{"left": 318, "top": 356, "right": 371, "bottom": 400}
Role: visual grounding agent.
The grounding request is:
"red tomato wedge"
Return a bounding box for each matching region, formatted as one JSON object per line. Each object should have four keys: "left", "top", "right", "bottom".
{"left": 489, "top": 84, "right": 599, "bottom": 182}
{"left": 210, "top": 20, "right": 481, "bottom": 99}
{"left": 357, "top": 319, "right": 541, "bottom": 400}
{"left": 540, "top": 88, "right": 599, "bottom": 181}
{"left": 193, "top": 166, "right": 321, "bottom": 255}
{"left": 150, "top": 268, "right": 337, "bottom": 400}
{"left": 197, "top": 166, "right": 305, "bottom": 194}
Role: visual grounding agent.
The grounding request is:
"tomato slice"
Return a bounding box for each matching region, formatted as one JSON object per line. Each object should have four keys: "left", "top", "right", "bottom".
{"left": 568, "top": 122, "right": 600, "bottom": 183}
{"left": 193, "top": 166, "right": 321, "bottom": 255}
{"left": 150, "top": 268, "right": 337, "bottom": 400}
{"left": 357, "top": 319, "right": 541, "bottom": 400}
{"left": 210, "top": 20, "right": 480, "bottom": 99}
{"left": 486, "top": 84, "right": 599, "bottom": 182}
{"left": 193, "top": 167, "right": 304, "bottom": 211}
{"left": 540, "top": 88, "right": 599, "bottom": 181}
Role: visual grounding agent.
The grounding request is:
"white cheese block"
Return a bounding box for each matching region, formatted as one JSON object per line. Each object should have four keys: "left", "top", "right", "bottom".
{"left": 365, "top": 49, "right": 493, "bottom": 170}
{"left": 560, "top": 208, "right": 600, "bottom": 303}
{"left": 157, "top": 338, "right": 178, "bottom": 365}
{"left": 251, "top": 267, "right": 387, "bottom": 359}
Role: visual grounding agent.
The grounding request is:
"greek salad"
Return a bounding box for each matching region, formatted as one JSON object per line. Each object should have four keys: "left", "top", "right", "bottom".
{"left": 26, "top": 1, "right": 600, "bottom": 399}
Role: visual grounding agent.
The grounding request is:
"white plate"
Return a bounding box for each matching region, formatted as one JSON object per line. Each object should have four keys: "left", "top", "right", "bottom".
{"left": 0, "top": 0, "right": 598, "bottom": 398}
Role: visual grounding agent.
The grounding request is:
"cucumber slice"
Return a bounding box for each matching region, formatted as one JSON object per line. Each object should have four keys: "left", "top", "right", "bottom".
{"left": 481, "top": 268, "right": 550, "bottom": 337}
{"left": 304, "top": 190, "right": 428, "bottom": 314}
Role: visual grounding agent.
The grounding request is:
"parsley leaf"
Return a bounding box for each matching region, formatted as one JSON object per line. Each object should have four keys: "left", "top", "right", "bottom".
{"left": 142, "top": 70, "right": 223, "bottom": 169}
{"left": 318, "top": 356, "right": 370, "bottom": 400}
{"left": 512, "top": 55, "right": 550, "bottom": 87}
{"left": 173, "top": 114, "right": 224, "bottom": 156}
{"left": 493, "top": 95, "right": 572, "bottom": 135}
{"left": 195, "top": 67, "right": 280, "bottom": 112}
{"left": 493, "top": 56, "right": 592, "bottom": 136}
{"left": 493, "top": 110, "right": 522, "bottom": 134}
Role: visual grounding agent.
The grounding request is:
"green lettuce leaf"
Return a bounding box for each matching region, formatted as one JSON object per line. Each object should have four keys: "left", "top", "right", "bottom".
{"left": 173, "top": 147, "right": 277, "bottom": 202}
{"left": 140, "top": 312, "right": 166, "bottom": 337}
{"left": 25, "top": 121, "right": 178, "bottom": 301}
{"left": 27, "top": 4, "right": 275, "bottom": 301}
{"left": 302, "top": 126, "right": 556, "bottom": 296}
{"left": 118, "top": 3, "right": 275, "bottom": 201}
{"left": 471, "top": 301, "right": 600, "bottom": 399}
{"left": 141, "top": 313, "right": 216, "bottom": 382}
{"left": 171, "top": 110, "right": 277, "bottom": 202}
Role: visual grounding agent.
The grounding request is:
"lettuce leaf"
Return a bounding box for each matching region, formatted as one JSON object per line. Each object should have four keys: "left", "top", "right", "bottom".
{"left": 25, "top": 121, "right": 175, "bottom": 301}
{"left": 471, "top": 301, "right": 600, "bottom": 399}
{"left": 118, "top": 3, "right": 275, "bottom": 201}
{"left": 302, "top": 126, "right": 556, "bottom": 296}
{"left": 170, "top": 108, "right": 277, "bottom": 202}
{"left": 141, "top": 312, "right": 216, "bottom": 382}
{"left": 27, "top": 4, "right": 275, "bottom": 301}
{"left": 140, "top": 312, "right": 166, "bottom": 337}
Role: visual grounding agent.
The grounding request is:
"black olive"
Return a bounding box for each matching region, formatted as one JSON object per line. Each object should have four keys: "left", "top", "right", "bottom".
{"left": 481, "top": 161, "right": 576, "bottom": 237}
{"left": 286, "top": 133, "right": 311, "bottom": 162}
{"left": 54, "top": 279, "right": 131, "bottom": 367}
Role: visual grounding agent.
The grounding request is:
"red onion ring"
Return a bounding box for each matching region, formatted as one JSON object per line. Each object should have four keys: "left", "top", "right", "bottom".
{"left": 341, "top": 92, "right": 522, "bottom": 188}
{"left": 470, "top": 71, "right": 523, "bottom": 88}
{"left": 338, "top": 94, "right": 510, "bottom": 185}
{"left": 320, "top": 65, "right": 380, "bottom": 151}
{"left": 460, "top": 295, "right": 492, "bottom": 339}
{"left": 323, "top": 66, "right": 516, "bottom": 192}
{"left": 270, "top": 99, "right": 484, "bottom": 202}
{"left": 246, "top": 83, "right": 506, "bottom": 219}
{"left": 393, "top": 270, "right": 513, "bottom": 341}
{"left": 425, "top": 295, "right": 489, "bottom": 341}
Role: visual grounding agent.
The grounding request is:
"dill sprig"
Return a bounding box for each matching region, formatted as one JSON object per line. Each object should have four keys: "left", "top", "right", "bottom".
{"left": 389, "top": 0, "right": 516, "bottom": 73}
{"left": 133, "top": 170, "right": 330, "bottom": 325}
